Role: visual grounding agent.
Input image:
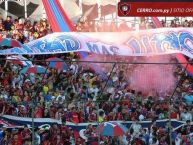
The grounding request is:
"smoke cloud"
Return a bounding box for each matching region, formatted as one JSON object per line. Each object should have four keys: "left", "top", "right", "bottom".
{"left": 80, "top": 54, "right": 177, "bottom": 98}
{"left": 128, "top": 55, "right": 177, "bottom": 97}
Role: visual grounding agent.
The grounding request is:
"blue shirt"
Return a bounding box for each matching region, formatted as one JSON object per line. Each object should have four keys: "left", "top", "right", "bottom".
{"left": 0, "top": 131, "right": 4, "bottom": 140}
{"left": 44, "top": 94, "right": 52, "bottom": 102}
{"left": 144, "top": 134, "right": 150, "bottom": 144}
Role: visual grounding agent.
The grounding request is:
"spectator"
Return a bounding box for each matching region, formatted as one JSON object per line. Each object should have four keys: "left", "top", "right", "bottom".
{"left": 70, "top": 107, "right": 79, "bottom": 124}
{"left": 4, "top": 16, "right": 13, "bottom": 31}
{"left": 21, "top": 125, "right": 31, "bottom": 141}
{"left": 55, "top": 106, "right": 63, "bottom": 121}
{"left": 175, "top": 133, "right": 182, "bottom": 145}
{"left": 180, "top": 108, "right": 192, "bottom": 121}
{"left": 130, "top": 120, "right": 142, "bottom": 138}
{"left": 34, "top": 128, "right": 40, "bottom": 145}
{"left": 180, "top": 120, "right": 193, "bottom": 135}
{"left": 98, "top": 110, "right": 105, "bottom": 123}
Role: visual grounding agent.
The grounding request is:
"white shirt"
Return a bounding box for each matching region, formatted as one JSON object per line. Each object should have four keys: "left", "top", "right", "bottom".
{"left": 107, "top": 87, "right": 115, "bottom": 94}
{"left": 130, "top": 123, "right": 142, "bottom": 135}
{"left": 56, "top": 94, "right": 65, "bottom": 102}
{"left": 175, "top": 137, "right": 182, "bottom": 145}
{"left": 89, "top": 87, "right": 99, "bottom": 96}
{"left": 55, "top": 112, "right": 62, "bottom": 121}
{"left": 34, "top": 133, "right": 41, "bottom": 145}
{"left": 139, "top": 114, "right": 145, "bottom": 121}
{"left": 70, "top": 64, "right": 78, "bottom": 75}
{"left": 112, "top": 76, "right": 118, "bottom": 82}
{"left": 11, "top": 65, "right": 19, "bottom": 72}
{"left": 149, "top": 138, "right": 159, "bottom": 145}
{"left": 181, "top": 112, "right": 192, "bottom": 121}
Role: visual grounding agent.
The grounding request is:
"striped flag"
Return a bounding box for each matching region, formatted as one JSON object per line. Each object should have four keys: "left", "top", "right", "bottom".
{"left": 0, "top": 120, "right": 23, "bottom": 128}
{"left": 6, "top": 55, "right": 33, "bottom": 67}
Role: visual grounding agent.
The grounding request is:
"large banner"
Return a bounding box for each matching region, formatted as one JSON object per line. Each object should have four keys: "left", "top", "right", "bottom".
{"left": 1, "top": 115, "right": 192, "bottom": 140}
{"left": 1, "top": 28, "right": 193, "bottom": 58}
{"left": 0, "top": 115, "right": 188, "bottom": 130}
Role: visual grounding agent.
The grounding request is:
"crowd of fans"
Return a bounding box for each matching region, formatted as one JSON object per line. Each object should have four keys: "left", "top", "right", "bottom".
{"left": 0, "top": 15, "right": 51, "bottom": 43}
{"left": 0, "top": 15, "right": 192, "bottom": 144}
{"left": 74, "top": 17, "right": 193, "bottom": 32}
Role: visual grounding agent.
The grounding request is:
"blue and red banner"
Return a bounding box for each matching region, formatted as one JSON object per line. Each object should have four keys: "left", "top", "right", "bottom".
{"left": 0, "top": 28, "right": 193, "bottom": 58}
{"left": 42, "top": 0, "right": 74, "bottom": 32}
{"left": 0, "top": 37, "right": 22, "bottom": 47}
{"left": 0, "top": 115, "right": 190, "bottom": 138}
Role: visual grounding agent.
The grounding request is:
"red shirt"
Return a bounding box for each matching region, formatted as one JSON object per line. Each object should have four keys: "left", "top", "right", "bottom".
{"left": 21, "top": 129, "right": 31, "bottom": 139}
{"left": 50, "top": 127, "right": 58, "bottom": 143}
{"left": 61, "top": 125, "right": 70, "bottom": 134}
{"left": 76, "top": 139, "right": 85, "bottom": 145}
{"left": 116, "top": 113, "right": 123, "bottom": 120}
{"left": 11, "top": 133, "right": 22, "bottom": 145}
{"left": 17, "top": 133, "right": 23, "bottom": 145}
{"left": 122, "top": 101, "right": 131, "bottom": 108}
{"left": 43, "top": 140, "right": 49, "bottom": 145}
{"left": 89, "top": 112, "right": 96, "bottom": 122}
{"left": 2, "top": 77, "right": 8, "bottom": 87}
{"left": 50, "top": 107, "right": 56, "bottom": 118}
{"left": 72, "top": 112, "right": 79, "bottom": 124}
{"left": 130, "top": 112, "right": 137, "bottom": 120}
{"left": 34, "top": 107, "right": 43, "bottom": 118}
{"left": 5, "top": 104, "right": 14, "bottom": 115}
{"left": 79, "top": 111, "right": 85, "bottom": 123}
{"left": 106, "top": 115, "right": 114, "bottom": 121}
{"left": 170, "top": 112, "right": 178, "bottom": 119}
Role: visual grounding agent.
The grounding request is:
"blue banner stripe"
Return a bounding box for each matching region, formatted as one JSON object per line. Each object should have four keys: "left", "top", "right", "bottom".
{"left": 47, "top": 0, "right": 71, "bottom": 32}
{"left": 1, "top": 115, "right": 188, "bottom": 131}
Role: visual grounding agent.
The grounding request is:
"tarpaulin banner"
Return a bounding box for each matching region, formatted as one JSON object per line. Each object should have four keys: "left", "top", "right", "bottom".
{"left": 6, "top": 55, "right": 33, "bottom": 66}
{"left": 1, "top": 115, "right": 188, "bottom": 130}
{"left": 1, "top": 115, "right": 192, "bottom": 140}
{"left": 1, "top": 28, "right": 193, "bottom": 58}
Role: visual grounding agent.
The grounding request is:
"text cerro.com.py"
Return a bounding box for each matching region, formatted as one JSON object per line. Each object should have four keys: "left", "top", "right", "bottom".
{"left": 137, "top": 8, "right": 170, "bottom": 13}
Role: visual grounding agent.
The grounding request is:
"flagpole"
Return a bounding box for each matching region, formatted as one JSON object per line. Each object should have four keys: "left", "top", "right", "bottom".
{"left": 79, "top": 0, "right": 83, "bottom": 14}
{"left": 97, "top": 102, "right": 100, "bottom": 145}
{"left": 168, "top": 63, "right": 189, "bottom": 145}
{"left": 5, "top": 0, "right": 8, "bottom": 18}
{"left": 31, "top": 95, "right": 35, "bottom": 145}
{"left": 116, "top": 0, "right": 119, "bottom": 28}
{"left": 24, "top": 0, "right": 27, "bottom": 18}
{"left": 97, "top": 0, "right": 101, "bottom": 20}
{"left": 31, "top": 63, "right": 50, "bottom": 145}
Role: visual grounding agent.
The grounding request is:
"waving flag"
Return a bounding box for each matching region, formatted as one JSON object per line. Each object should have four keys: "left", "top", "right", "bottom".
{"left": 42, "top": 0, "right": 74, "bottom": 32}
{"left": 151, "top": 17, "right": 193, "bottom": 78}
{"left": 7, "top": 55, "right": 33, "bottom": 67}
{"left": 46, "top": 57, "right": 68, "bottom": 71}
{"left": 20, "top": 65, "right": 47, "bottom": 74}
{"left": 0, "top": 119, "right": 23, "bottom": 128}
{"left": 99, "top": 122, "right": 128, "bottom": 136}
{"left": 0, "top": 37, "right": 22, "bottom": 48}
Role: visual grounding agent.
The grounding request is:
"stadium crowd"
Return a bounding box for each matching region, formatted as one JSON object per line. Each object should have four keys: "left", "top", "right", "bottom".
{"left": 74, "top": 17, "right": 193, "bottom": 32}
{"left": 0, "top": 16, "right": 51, "bottom": 43}
{"left": 0, "top": 16, "right": 192, "bottom": 144}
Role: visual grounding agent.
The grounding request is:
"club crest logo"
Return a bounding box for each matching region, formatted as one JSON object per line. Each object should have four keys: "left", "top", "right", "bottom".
{"left": 119, "top": 3, "right": 131, "bottom": 16}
